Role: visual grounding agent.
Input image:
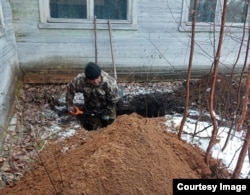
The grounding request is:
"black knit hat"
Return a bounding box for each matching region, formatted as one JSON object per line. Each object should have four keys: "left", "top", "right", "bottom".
{"left": 85, "top": 62, "right": 101, "bottom": 80}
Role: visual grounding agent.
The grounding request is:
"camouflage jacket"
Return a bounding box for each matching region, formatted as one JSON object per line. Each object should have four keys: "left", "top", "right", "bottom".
{"left": 66, "top": 70, "right": 119, "bottom": 115}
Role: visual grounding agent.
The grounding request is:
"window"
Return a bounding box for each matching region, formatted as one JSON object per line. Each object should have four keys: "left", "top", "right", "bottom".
{"left": 39, "top": 0, "right": 137, "bottom": 30}
{"left": 180, "top": 0, "right": 249, "bottom": 31}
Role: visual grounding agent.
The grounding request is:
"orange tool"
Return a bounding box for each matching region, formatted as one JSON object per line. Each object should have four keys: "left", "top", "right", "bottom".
{"left": 69, "top": 106, "right": 84, "bottom": 116}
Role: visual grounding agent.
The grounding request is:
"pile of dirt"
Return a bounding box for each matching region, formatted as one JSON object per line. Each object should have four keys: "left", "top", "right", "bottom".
{"left": 0, "top": 113, "right": 229, "bottom": 195}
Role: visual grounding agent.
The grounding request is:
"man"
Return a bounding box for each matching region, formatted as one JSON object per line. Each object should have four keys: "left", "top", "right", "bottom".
{"left": 66, "top": 62, "right": 119, "bottom": 130}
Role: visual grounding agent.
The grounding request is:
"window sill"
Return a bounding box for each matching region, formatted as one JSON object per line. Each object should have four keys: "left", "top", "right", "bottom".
{"left": 179, "top": 22, "right": 248, "bottom": 33}
{"left": 38, "top": 22, "right": 138, "bottom": 31}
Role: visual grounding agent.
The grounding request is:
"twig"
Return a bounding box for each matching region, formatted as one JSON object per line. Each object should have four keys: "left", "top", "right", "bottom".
{"left": 98, "top": 178, "right": 105, "bottom": 195}
{"left": 53, "top": 150, "right": 64, "bottom": 187}
{"left": 34, "top": 148, "right": 58, "bottom": 194}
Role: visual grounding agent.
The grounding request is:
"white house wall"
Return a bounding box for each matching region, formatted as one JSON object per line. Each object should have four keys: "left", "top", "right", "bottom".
{"left": 0, "top": 0, "right": 19, "bottom": 143}
{"left": 10, "top": 0, "right": 248, "bottom": 78}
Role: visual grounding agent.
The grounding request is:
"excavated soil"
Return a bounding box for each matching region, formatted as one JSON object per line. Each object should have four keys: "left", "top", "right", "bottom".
{"left": 0, "top": 73, "right": 245, "bottom": 194}
{"left": 0, "top": 114, "right": 229, "bottom": 195}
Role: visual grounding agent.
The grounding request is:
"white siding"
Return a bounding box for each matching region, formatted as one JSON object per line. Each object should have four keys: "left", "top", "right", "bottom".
{"left": 0, "top": 0, "right": 19, "bottom": 142}
{"left": 10, "top": 0, "right": 247, "bottom": 78}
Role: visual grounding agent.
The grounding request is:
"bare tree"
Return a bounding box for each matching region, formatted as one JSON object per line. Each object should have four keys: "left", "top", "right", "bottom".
{"left": 178, "top": 0, "right": 197, "bottom": 139}
{"left": 232, "top": 123, "right": 250, "bottom": 178}
{"left": 237, "top": 29, "right": 250, "bottom": 131}
{"left": 205, "top": 0, "right": 227, "bottom": 164}
{"left": 232, "top": 32, "right": 250, "bottom": 177}
{"left": 222, "top": 0, "right": 250, "bottom": 152}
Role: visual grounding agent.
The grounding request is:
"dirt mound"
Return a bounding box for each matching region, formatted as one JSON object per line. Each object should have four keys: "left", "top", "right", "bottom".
{"left": 0, "top": 113, "right": 229, "bottom": 195}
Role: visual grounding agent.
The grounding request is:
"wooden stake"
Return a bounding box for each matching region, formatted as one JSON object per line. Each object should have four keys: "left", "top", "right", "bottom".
{"left": 94, "top": 16, "right": 98, "bottom": 64}
{"left": 108, "top": 19, "right": 117, "bottom": 80}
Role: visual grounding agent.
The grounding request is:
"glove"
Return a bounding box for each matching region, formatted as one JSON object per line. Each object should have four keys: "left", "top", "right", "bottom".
{"left": 68, "top": 106, "right": 75, "bottom": 113}
{"left": 68, "top": 106, "right": 83, "bottom": 116}
{"left": 102, "top": 114, "right": 116, "bottom": 121}
{"left": 102, "top": 115, "right": 110, "bottom": 121}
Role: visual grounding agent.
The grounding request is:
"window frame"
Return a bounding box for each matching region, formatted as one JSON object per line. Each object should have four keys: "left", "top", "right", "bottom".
{"left": 38, "top": 0, "right": 137, "bottom": 30}
{"left": 0, "top": 0, "right": 4, "bottom": 37}
{"left": 179, "top": 0, "right": 249, "bottom": 32}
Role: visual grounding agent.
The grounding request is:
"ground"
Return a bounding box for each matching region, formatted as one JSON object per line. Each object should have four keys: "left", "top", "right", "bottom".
{"left": 0, "top": 73, "right": 245, "bottom": 194}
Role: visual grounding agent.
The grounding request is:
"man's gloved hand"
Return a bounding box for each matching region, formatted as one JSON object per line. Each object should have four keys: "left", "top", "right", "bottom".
{"left": 102, "top": 114, "right": 116, "bottom": 121}
{"left": 68, "top": 105, "right": 84, "bottom": 116}
{"left": 68, "top": 106, "right": 75, "bottom": 113}
{"left": 102, "top": 115, "right": 110, "bottom": 121}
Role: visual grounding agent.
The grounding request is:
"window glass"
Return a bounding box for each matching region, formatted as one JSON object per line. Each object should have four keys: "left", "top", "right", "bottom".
{"left": 94, "top": 0, "right": 127, "bottom": 20}
{"left": 50, "top": 0, "right": 87, "bottom": 19}
{"left": 226, "top": 0, "right": 248, "bottom": 23}
{"left": 189, "top": 0, "right": 217, "bottom": 22}
{"left": 189, "top": 0, "right": 248, "bottom": 23}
